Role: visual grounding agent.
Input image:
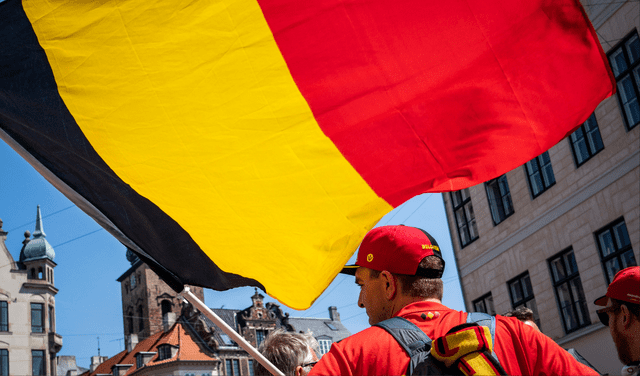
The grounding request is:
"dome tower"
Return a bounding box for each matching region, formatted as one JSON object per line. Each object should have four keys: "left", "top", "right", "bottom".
{"left": 19, "top": 205, "right": 56, "bottom": 284}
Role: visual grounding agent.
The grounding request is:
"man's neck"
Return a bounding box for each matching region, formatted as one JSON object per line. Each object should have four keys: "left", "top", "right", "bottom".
{"left": 390, "top": 296, "right": 442, "bottom": 317}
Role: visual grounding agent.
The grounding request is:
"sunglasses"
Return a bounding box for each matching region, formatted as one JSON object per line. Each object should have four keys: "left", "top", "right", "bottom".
{"left": 596, "top": 305, "right": 618, "bottom": 326}
{"left": 302, "top": 362, "right": 318, "bottom": 369}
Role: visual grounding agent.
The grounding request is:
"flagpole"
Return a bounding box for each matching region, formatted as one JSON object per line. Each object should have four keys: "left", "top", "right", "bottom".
{"left": 180, "top": 287, "right": 285, "bottom": 376}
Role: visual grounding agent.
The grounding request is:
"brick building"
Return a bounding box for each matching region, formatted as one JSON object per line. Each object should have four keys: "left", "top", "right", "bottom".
{"left": 117, "top": 252, "right": 205, "bottom": 340}
{"left": 441, "top": 2, "right": 639, "bottom": 374}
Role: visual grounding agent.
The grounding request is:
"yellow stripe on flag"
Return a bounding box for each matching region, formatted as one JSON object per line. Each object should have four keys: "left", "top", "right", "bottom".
{"left": 24, "top": 0, "right": 391, "bottom": 308}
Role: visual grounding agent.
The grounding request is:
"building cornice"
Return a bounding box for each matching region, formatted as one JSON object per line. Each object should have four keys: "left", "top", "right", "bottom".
{"left": 117, "top": 259, "right": 144, "bottom": 282}
{"left": 23, "top": 256, "right": 57, "bottom": 267}
{"left": 23, "top": 281, "right": 59, "bottom": 295}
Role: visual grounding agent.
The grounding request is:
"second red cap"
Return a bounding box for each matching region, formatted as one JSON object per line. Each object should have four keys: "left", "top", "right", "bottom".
{"left": 594, "top": 266, "right": 640, "bottom": 306}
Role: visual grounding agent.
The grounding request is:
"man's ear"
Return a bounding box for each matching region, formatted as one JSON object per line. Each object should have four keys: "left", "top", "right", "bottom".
{"left": 295, "top": 365, "right": 304, "bottom": 376}
{"left": 621, "top": 304, "right": 633, "bottom": 328}
{"left": 380, "top": 270, "right": 397, "bottom": 300}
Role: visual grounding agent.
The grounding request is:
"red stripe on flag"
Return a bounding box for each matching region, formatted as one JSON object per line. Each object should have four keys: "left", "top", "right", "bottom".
{"left": 258, "top": 0, "right": 613, "bottom": 206}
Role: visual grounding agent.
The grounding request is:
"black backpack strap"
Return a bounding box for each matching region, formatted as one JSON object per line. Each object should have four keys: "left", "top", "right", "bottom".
{"left": 375, "top": 316, "right": 432, "bottom": 357}
{"left": 466, "top": 312, "right": 501, "bottom": 366}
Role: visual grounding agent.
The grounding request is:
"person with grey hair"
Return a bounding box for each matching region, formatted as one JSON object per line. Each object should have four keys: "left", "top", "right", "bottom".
{"left": 503, "top": 306, "right": 540, "bottom": 331}
{"left": 255, "top": 329, "right": 319, "bottom": 376}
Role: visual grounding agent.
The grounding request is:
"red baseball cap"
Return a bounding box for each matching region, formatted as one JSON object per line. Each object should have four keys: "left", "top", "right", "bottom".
{"left": 341, "top": 225, "right": 445, "bottom": 277}
{"left": 594, "top": 266, "right": 640, "bottom": 306}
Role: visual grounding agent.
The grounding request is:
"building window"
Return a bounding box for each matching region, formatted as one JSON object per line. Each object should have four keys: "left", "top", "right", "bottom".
{"left": 248, "top": 359, "right": 255, "bottom": 376}
{"left": 525, "top": 151, "right": 555, "bottom": 198}
{"left": 161, "top": 300, "right": 172, "bottom": 318}
{"left": 136, "top": 354, "right": 143, "bottom": 369}
{"left": 31, "top": 303, "right": 44, "bottom": 333}
{"left": 157, "top": 345, "right": 172, "bottom": 361}
{"left": 32, "top": 350, "right": 45, "bottom": 376}
{"left": 137, "top": 306, "right": 144, "bottom": 333}
{"left": 0, "top": 349, "right": 8, "bottom": 376}
{"left": 317, "top": 338, "right": 332, "bottom": 355}
{"left": 126, "top": 308, "right": 134, "bottom": 335}
{"left": 472, "top": 293, "right": 496, "bottom": 315}
{"left": 226, "top": 359, "right": 240, "bottom": 376}
{"left": 570, "top": 113, "right": 604, "bottom": 167}
{"left": 507, "top": 272, "right": 541, "bottom": 329}
{"left": 130, "top": 274, "right": 137, "bottom": 290}
{"left": 48, "top": 306, "right": 54, "bottom": 333}
{"left": 485, "top": 175, "right": 514, "bottom": 225}
{"left": 256, "top": 329, "right": 267, "bottom": 347}
{"left": 596, "top": 219, "right": 637, "bottom": 284}
{"left": 0, "top": 302, "right": 7, "bottom": 331}
{"left": 450, "top": 189, "right": 479, "bottom": 247}
{"left": 608, "top": 31, "right": 640, "bottom": 130}
{"left": 549, "top": 248, "right": 590, "bottom": 334}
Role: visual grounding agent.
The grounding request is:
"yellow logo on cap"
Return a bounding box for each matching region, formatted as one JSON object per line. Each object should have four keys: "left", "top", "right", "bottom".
{"left": 367, "top": 254, "right": 374, "bottom": 262}
{"left": 422, "top": 244, "right": 440, "bottom": 251}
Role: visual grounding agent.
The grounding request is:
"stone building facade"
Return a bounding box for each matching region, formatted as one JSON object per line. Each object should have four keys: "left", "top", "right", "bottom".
{"left": 441, "top": 2, "right": 639, "bottom": 374}
{"left": 0, "top": 206, "right": 63, "bottom": 376}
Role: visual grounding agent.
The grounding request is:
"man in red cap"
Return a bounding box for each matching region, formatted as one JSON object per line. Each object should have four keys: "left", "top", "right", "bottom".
{"left": 309, "top": 225, "right": 597, "bottom": 376}
{"left": 595, "top": 266, "right": 640, "bottom": 376}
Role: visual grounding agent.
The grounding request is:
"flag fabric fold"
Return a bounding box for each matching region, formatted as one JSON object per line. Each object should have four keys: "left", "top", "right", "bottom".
{"left": 0, "top": 0, "right": 613, "bottom": 308}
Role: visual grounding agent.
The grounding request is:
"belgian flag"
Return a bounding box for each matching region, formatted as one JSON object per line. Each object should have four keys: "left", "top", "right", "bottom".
{"left": 0, "top": 0, "right": 613, "bottom": 309}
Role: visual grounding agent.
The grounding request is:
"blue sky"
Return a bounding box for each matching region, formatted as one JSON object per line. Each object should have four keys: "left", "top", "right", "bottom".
{"left": 0, "top": 140, "right": 465, "bottom": 369}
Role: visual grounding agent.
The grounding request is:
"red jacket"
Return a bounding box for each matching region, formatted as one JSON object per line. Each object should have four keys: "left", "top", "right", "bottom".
{"left": 309, "top": 301, "right": 597, "bottom": 376}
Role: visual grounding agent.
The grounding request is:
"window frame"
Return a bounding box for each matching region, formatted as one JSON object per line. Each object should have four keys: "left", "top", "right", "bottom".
{"left": 507, "top": 272, "right": 541, "bottom": 329}
{"left": 48, "top": 305, "right": 54, "bottom": 333}
{"left": 255, "top": 329, "right": 268, "bottom": 347}
{"left": 248, "top": 359, "right": 255, "bottom": 376}
{"left": 607, "top": 29, "right": 640, "bottom": 130}
{"left": 569, "top": 113, "right": 605, "bottom": 167}
{"left": 595, "top": 218, "right": 637, "bottom": 285}
{"left": 472, "top": 293, "right": 496, "bottom": 315}
{"left": 126, "top": 308, "right": 134, "bottom": 335}
{"left": 317, "top": 337, "right": 333, "bottom": 356}
{"left": 485, "top": 175, "right": 514, "bottom": 225}
{"left": 0, "top": 349, "right": 8, "bottom": 376}
{"left": 450, "top": 189, "right": 479, "bottom": 248}
{"left": 30, "top": 303, "right": 44, "bottom": 333}
{"left": 137, "top": 305, "right": 144, "bottom": 333}
{"left": 548, "top": 248, "right": 591, "bottom": 334}
{"left": 226, "top": 358, "right": 240, "bottom": 376}
{"left": 0, "top": 301, "right": 7, "bottom": 332}
{"left": 524, "top": 151, "right": 556, "bottom": 198}
{"left": 157, "top": 345, "right": 174, "bottom": 361}
{"left": 32, "top": 350, "right": 45, "bottom": 376}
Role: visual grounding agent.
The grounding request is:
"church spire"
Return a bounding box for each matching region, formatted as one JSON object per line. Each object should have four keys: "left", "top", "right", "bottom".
{"left": 32, "top": 205, "right": 46, "bottom": 239}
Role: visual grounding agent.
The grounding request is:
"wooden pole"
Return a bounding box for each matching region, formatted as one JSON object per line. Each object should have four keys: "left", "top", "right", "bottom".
{"left": 180, "top": 287, "right": 285, "bottom": 376}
